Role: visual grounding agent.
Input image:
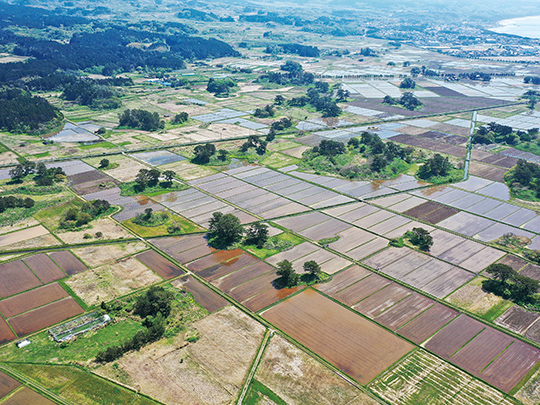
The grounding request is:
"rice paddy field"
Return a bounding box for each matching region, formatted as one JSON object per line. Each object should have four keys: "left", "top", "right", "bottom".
{"left": 4, "top": 23, "right": 540, "bottom": 405}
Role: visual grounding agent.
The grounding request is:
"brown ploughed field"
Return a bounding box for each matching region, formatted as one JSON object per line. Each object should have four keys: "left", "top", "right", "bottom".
{"left": 0, "top": 283, "right": 69, "bottom": 318}
{"left": 0, "top": 371, "right": 20, "bottom": 399}
{"left": 23, "top": 254, "right": 66, "bottom": 283}
{"left": 172, "top": 276, "right": 229, "bottom": 313}
{"left": 0, "top": 260, "right": 42, "bottom": 298}
{"left": 136, "top": 250, "right": 184, "bottom": 279}
{"left": 48, "top": 251, "right": 88, "bottom": 275}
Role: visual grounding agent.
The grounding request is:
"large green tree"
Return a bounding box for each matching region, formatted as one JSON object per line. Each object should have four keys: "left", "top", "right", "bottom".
{"left": 208, "top": 212, "right": 244, "bottom": 249}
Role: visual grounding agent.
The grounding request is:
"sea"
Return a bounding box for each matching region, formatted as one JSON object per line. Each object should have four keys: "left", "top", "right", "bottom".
{"left": 490, "top": 15, "right": 540, "bottom": 39}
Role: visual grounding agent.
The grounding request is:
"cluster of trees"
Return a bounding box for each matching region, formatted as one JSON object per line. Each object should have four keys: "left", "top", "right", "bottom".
{"left": 484, "top": 263, "right": 539, "bottom": 303}
{"left": 473, "top": 123, "right": 537, "bottom": 146}
{"left": 399, "top": 78, "right": 416, "bottom": 89}
{"left": 275, "top": 259, "right": 321, "bottom": 288}
{"left": 417, "top": 154, "right": 454, "bottom": 180}
{"left": 459, "top": 72, "right": 491, "bottom": 81}
{"left": 356, "top": 132, "right": 414, "bottom": 173}
{"left": 289, "top": 81, "right": 342, "bottom": 117}
{"left": 0, "top": 196, "right": 34, "bottom": 213}
{"left": 0, "top": 88, "right": 62, "bottom": 134}
{"left": 95, "top": 286, "right": 173, "bottom": 363}
{"left": 270, "top": 117, "right": 293, "bottom": 132}
{"left": 524, "top": 76, "right": 540, "bottom": 85}
{"left": 206, "top": 78, "right": 236, "bottom": 97}
{"left": 359, "top": 47, "right": 377, "bottom": 57}
{"left": 172, "top": 112, "right": 189, "bottom": 124}
{"left": 253, "top": 104, "right": 275, "bottom": 118}
{"left": 240, "top": 135, "right": 267, "bottom": 155}
{"left": 134, "top": 168, "right": 175, "bottom": 191}
{"left": 405, "top": 227, "right": 433, "bottom": 251}
{"left": 9, "top": 161, "right": 66, "bottom": 186}
{"left": 264, "top": 43, "right": 320, "bottom": 57}
{"left": 119, "top": 109, "right": 164, "bottom": 132}
{"left": 60, "top": 199, "right": 110, "bottom": 229}
{"left": 245, "top": 223, "right": 269, "bottom": 249}
{"left": 193, "top": 143, "right": 217, "bottom": 164}
{"left": 505, "top": 159, "right": 540, "bottom": 198}
{"left": 62, "top": 80, "right": 121, "bottom": 110}
{"left": 258, "top": 70, "right": 315, "bottom": 87}
{"left": 207, "top": 212, "right": 244, "bottom": 249}
{"left": 383, "top": 92, "right": 422, "bottom": 110}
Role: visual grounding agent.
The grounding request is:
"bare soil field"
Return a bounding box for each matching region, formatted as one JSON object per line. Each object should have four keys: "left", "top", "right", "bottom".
{"left": 0, "top": 260, "right": 42, "bottom": 298}
{"left": 22, "top": 254, "right": 66, "bottom": 284}
{"left": 333, "top": 274, "right": 391, "bottom": 307}
{"left": 0, "top": 225, "right": 50, "bottom": 248}
{"left": 397, "top": 303, "right": 458, "bottom": 344}
{"left": 0, "top": 371, "right": 20, "bottom": 399}
{"left": 66, "top": 256, "right": 162, "bottom": 306}
{"left": 353, "top": 283, "right": 411, "bottom": 319}
{"left": 136, "top": 250, "right": 184, "bottom": 279}
{"left": 469, "top": 162, "right": 507, "bottom": 182}
{"left": 229, "top": 272, "right": 277, "bottom": 302}
{"left": 0, "top": 218, "right": 40, "bottom": 236}
{"left": 49, "top": 251, "right": 88, "bottom": 275}
{"left": 9, "top": 297, "right": 84, "bottom": 336}
{"left": 198, "top": 254, "right": 260, "bottom": 281}
{"left": 0, "top": 234, "right": 62, "bottom": 251}
{"left": 374, "top": 293, "right": 434, "bottom": 331}
{"left": 1, "top": 387, "right": 55, "bottom": 405}
{"left": 0, "top": 317, "right": 16, "bottom": 343}
{"left": 315, "top": 265, "right": 371, "bottom": 296}
{"left": 262, "top": 289, "right": 414, "bottom": 384}
{"left": 425, "top": 315, "right": 486, "bottom": 359}
{"left": 495, "top": 306, "right": 540, "bottom": 334}
{"left": 0, "top": 283, "right": 69, "bottom": 318}
{"left": 497, "top": 255, "right": 528, "bottom": 272}
{"left": 56, "top": 218, "right": 133, "bottom": 244}
{"left": 172, "top": 276, "right": 229, "bottom": 313}
{"left": 187, "top": 249, "right": 246, "bottom": 272}
{"left": 98, "top": 306, "right": 265, "bottom": 405}
{"left": 242, "top": 285, "right": 302, "bottom": 313}
{"left": 256, "top": 335, "right": 380, "bottom": 405}
{"left": 212, "top": 262, "right": 275, "bottom": 293}
{"left": 71, "top": 241, "right": 147, "bottom": 268}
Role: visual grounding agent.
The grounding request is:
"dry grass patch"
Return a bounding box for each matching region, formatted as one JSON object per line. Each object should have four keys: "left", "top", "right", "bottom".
{"left": 97, "top": 306, "right": 265, "bottom": 405}
{"left": 56, "top": 218, "right": 134, "bottom": 244}
{"left": 1, "top": 234, "right": 61, "bottom": 251}
{"left": 71, "top": 241, "right": 148, "bottom": 268}
{"left": 0, "top": 217, "right": 41, "bottom": 235}
{"left": 159, "top": 160, "right": 218, "bottom": 181}
{"left": 84, "top": 155, "right": 148, "bottom": 182}
{"left": 445, "top": 277, "right": 512, "bottom": 321}
{"left": 66, "top": 256, "right": 162, "bottom": 306}
{"left": 257, "top": 335, "right": 380, "bottom": 405}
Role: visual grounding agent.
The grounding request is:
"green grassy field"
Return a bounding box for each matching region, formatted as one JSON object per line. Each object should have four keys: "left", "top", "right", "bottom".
{"left": 7, "top": 363, "right": 160, "bottom": 405}
{"left": 122, "top": 214, "right": 204, "bottom": 237}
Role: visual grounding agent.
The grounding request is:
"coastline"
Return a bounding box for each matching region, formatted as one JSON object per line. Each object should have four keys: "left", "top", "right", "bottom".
{"left": 489, "top": 15, "right": 540, "bottom": 39}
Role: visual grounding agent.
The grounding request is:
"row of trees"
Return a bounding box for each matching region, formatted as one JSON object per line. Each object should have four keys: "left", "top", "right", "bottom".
{"left": 0, "top": 196, "right": 34, "bottom": 213}
{"left": 9, "top": 161, "right": 66, "bottom": 186}
{"left": 473, "top": 123, "right": 537, "bottom": 146}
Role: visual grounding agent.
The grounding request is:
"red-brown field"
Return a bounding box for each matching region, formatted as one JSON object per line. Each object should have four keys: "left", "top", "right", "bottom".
{"left": 23, "top": 254, "right": 66, "bottom": 283}
{"left": 9, "top": 297, "right": 84, "bottom": 336}
{"left": 374, "top": 293, "right": 433, "bottom": 330}
{"left": 0, "top": 283, "right": 69, "bottom": 318}
{"left": 1, "top": 387, "right": 55, "bottom": 405}
{"left": 481, "top": 341, "right": 540, "bottom": 392}
{"left": 0, "top": 371, "right": 20, "bottom": 399}
{"left": 353, "top": 283, "right": 411, "bottom": 319}
{"left": 242, "top": 286, "right": 301, "bottom": 312}
{"left": 172, "top": 245, "right": 215, "bottom": 263}
{"left": 0, "top": 317, "right": 16, "bottom": 344}
{"left": 198, "top": 254, "right": 259, "bottom": 280}
{"left": 135, "top": 250, "right": 184, "bottom": 279}
{"left": 262, "top": 289, "right": 413, "bottom": 384}
{"left": 172, "top": 276, "right": 229, "bottom": 313}
{"left": 0, "top": 260, "right": 42, "bottom": 298}
{"left": 397, "top": 304, "right": 458, "bottom": 344}
{"left": 469, "top": 162, "right": 507, "bottom": 182}
{"left": 333, "top": 274, "right": 391, "bottom": 306}
{"left": 425, "top": 315, "right": 485, "bottom": 359}
{"left": 450, "top": 328, "right": 514, "bottom": 375}
{"left": 497, "top": 255, "right": 527, "bottom": 272}
{"left": 403, "top": 201, "right": 442, "bottom": 218}
{"left": 315, "top": 265, "right": 371, "bottom": 296}
{"left": 48, "top": 251, "right": 87, "bottom": 275}
{"left": 187, "top": 249, "right": 245, "bottom": 272}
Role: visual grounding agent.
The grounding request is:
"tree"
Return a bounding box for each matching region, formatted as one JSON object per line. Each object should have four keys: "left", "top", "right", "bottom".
{"left": 370, "top": 154, "right": 387, "bottom": 172}
{"left": 173, "top": 112, "right": 188, "bottom": 124}
{"left": 8, "top": 165, "right": 25, "bottom": 183}
{"left": 148, "top": 169, "right": 161, "bottom": 187}
{"left": 135, "top": 168, "right": 150, "bottom": 191}
{"left": 274, "top": 95, "right": 285, "bottom": 105}
{"left": 193, "top": 143, "right": 216, "bottom": 164}
{"left": 163, "top": 170, "right": 175, "bottom": 184}
{"left": 217, "top": 149, "right": 228, "bottom": 162}
{"left": 400, "top": 92, "right": 422, "bottom": 110}
{"left": 280, "top": 61, "right": 303, "bottom": 72}
{"left": 276, "top": 260, "right": 298, "bottom": 288}
{"left": 246, "top": 223, "right": 269, "bottom": 248}
{"left": 408, "top": 227, "right": 433, "bottom": 251}
{"left": 134, "top": 286, "right": 174, "bottom": 318}
{"left": 318, "top": 139, "right": 345, "bottom": 157}
{"left": 485, "top": 263, "right": 515, "bottom": 283}
{"left": 382, "top": 95, "right": 396, "bottom": 105}
{"left": 399, "top": 77, "right": 416, "bottom": 89}
{"left": 303, "top": 260, "right": 320, "bottom": 277}
{"left": 417, "top": 154, "right": 453, "bottom": 179}
{"left": 207, "top": 212, "right": 244, "bottom": 248}
{"left": 99, "top": 158, "right": 109, "bottom": 168}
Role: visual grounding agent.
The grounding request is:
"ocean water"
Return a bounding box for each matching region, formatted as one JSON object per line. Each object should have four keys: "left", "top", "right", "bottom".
{"left": 490, "top": 15, "right": 540, "bottom": 39}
